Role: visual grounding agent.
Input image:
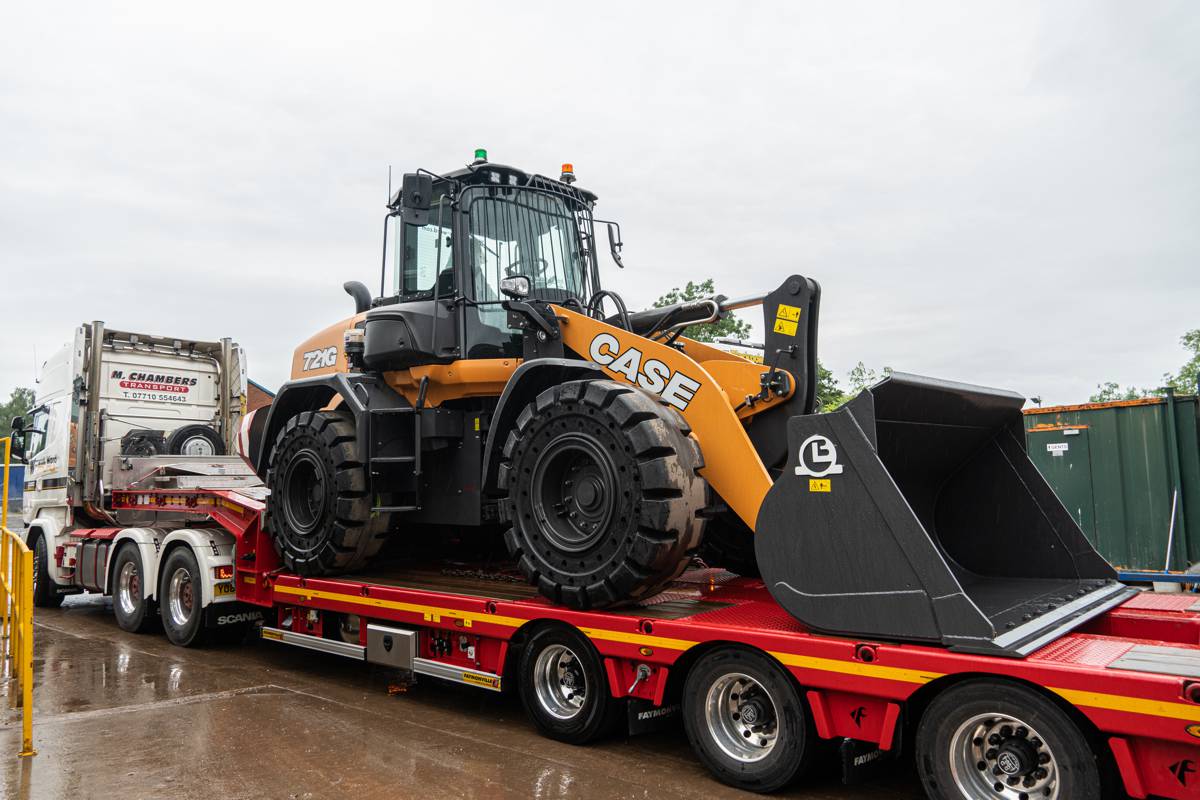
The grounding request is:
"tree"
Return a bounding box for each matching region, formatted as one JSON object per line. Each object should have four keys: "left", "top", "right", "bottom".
{"left": 652, "top": 279, "right": 752, "bottom": 343}
{"left": 1164, "top": 328, "right": 1200, "bottom": 394}
{"left": 1087, "top": 328, "right": 1200, "bottom": 403}
{"left": 0, "top": 387, "right": 34, "bottom": 430}
{"left": 816, "top": 363, "right": 843, "bottom": 412}
{"left": 1088, "top": 382, "right": 1144, "bottom": 403}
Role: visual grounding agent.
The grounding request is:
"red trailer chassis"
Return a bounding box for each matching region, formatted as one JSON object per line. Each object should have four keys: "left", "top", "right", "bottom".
{"left": 109, "top": 487, "right": 1200, "bottom": 799}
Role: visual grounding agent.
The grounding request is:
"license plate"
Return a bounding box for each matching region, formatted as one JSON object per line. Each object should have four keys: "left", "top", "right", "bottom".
{"left": 214, "top": 582, "right": 236, "bottom": 597}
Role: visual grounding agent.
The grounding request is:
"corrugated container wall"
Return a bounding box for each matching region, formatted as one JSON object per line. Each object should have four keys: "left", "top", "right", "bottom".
{"left": 1024, "top": 393, "right": 1200, "bottom": 571}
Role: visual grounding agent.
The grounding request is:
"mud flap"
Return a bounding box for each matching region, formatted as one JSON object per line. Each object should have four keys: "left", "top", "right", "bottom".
{"left": 755, "top": 372, "right": 1135, "bottom": 657}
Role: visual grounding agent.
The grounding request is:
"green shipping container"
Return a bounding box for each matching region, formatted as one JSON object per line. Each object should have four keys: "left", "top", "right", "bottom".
{"left": 1024, "top": 392, "right": 1200, "bottom": 571}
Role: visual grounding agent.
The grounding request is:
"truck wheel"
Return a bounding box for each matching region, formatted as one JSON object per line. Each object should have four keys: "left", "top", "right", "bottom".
{"left": 916, "top": 679, "right": 1109, "bottom": 800}
{"left": 699, "top": 510, "right": 759, "bottom": 578}
{"left": 159, "top": 547, "right": 207, "bottom": 647}
{"left": 501, "top": 380, "right": 706, "bottom": 609}
{"left": 518, "top": 625, "right": 620, "bottom": 745}
{"left": 684, "top": 647, "right": 818, "bottom": 792}
{"left": 265, "top": 410, "right": 388, "bottom": 576}
{"left": 112, "top": 544, "right": 155, "bottom": 633}
{"left": 167, "top": 424, "right": 225, "bottom": 456}
{"left": 32, "top": 534, "right": 63, "bottom": 609}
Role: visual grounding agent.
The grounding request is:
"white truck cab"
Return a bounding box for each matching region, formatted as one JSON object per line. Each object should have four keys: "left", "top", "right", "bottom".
{"left": 11, "top": 321, "right": 264, "bottom": 644}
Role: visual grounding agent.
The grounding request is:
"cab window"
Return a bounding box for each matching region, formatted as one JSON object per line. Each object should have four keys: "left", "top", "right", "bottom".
{"left": 396, "top": 200, "right": 454, "bottom": 297}
{"left": 24, "top": 405, "right": 51, "bottom": 459}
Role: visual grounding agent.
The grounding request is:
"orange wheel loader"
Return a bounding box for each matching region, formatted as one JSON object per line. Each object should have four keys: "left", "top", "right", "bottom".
{"left": 248, "top": 152, "right": 1132, "bottom": 656}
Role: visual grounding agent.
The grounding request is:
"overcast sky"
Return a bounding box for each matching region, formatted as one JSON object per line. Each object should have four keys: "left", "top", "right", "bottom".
{"left": 2, "top": 1, "right": 1197, "bottom": 406}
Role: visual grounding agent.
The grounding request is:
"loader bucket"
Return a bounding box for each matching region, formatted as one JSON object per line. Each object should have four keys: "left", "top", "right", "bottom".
{"left": 755, "top": 372, "right": 1135, "bottom": 657}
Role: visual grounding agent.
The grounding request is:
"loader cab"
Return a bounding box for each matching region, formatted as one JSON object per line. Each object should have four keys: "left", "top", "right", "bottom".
{"left": 367, "top": 157, "right": 601, "bottom": 369}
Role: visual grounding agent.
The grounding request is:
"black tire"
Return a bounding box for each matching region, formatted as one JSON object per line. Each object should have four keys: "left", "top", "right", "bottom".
{"left": 265, "top": 410, "right": 389, "bottom": 576}
{"left": 699, "top": 509, "right": 760, "bottom": 578}
{"left": 31, "top": 534, "right": 64, "bottom": 609}
{"left": 916, "top": 679, "right": 1111, "bottom": 800}
{"left": 111, "top": 543, "right": 155, "bottom": 633}
{"left": 518, "top": 625, "right": 621, "bottom": 745}
{"left": 683, "top": 647, "right": 818, "bottom": 793}
{"left": 167, "top": 424, "right": 226, "bottom": 456}
{"left": 500, "top": 380, "right": 706, "bottom": 609}
{"left": 120, "top": 430, "right": 167, "bottom": 457}
{"left": 158, "top": 546, "right": 207, "bottom": 647}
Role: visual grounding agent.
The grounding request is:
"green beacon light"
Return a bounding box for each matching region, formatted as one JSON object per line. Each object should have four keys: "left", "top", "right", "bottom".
{"left": 473, "top": 148, "right": 488, "bottom": 163}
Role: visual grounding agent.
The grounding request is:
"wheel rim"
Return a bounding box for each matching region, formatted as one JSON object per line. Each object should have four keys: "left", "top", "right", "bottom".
{"left": 281, "top": 449, "right": 326, "bottom": 535}
{"left": 117, "top": 560, "right": 140, "bottom": 616}
{"left": 704, "top": 672, "right": 780, "bottom": 763}
{"left": 179, "top": 435, "right": 215, "bottom": 456}
{"left": 167, "top": 567, "right": 195, "bottom": 628}
{"left": 533, "top": 643, "right": 588, "bottom": 720}
{"left": 531, "top": 432, "right": 619, "bottom": 553}
{"left": 948, "top": 712, "right": 1060, "bottom": 799}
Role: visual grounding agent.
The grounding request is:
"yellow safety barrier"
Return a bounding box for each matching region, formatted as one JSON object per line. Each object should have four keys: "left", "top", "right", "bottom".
{"left": 1, "top": 437, "right": 36, "bottom": 757}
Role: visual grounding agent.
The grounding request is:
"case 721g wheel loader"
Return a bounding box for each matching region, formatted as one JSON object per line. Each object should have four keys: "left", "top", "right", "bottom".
{"left": 251, "top": 152, "right": 1133, "bottom": 658}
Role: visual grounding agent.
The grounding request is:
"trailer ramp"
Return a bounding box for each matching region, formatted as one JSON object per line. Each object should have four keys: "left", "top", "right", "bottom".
{"left": 755, "top": 372, "right": 1136, "bottom": 657}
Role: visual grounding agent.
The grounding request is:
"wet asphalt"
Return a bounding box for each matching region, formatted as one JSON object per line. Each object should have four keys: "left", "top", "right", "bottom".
{"left": 0, "top": 594, "right": 919, "bottom": 800}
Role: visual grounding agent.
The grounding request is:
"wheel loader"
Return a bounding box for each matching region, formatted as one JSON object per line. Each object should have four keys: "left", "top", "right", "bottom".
{"left": 251, "top": 151, "right": 1133, "bottom": 657}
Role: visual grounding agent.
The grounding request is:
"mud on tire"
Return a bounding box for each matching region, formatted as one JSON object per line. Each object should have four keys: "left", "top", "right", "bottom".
{"left": 500, "top": 379, "right": 707, "bottom": 609}
{"left": 265, "top": 410, "right": 389, "bottom": 576}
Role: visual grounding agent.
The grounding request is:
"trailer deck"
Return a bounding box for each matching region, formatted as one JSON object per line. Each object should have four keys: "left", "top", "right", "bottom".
{"left": 98, "top": 485, "right": 1200, "bottom": 799}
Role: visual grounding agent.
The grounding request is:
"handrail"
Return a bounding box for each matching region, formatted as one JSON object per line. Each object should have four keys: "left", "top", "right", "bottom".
{"left": 1, "top": 437, "right": 36, "bottom": 757}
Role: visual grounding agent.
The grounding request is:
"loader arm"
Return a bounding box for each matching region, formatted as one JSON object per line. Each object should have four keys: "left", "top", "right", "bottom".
{"left": 552, "top": 306, "right": 773, "bottom": 529}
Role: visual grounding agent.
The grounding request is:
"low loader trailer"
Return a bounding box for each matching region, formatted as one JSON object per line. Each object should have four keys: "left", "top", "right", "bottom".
{"left": 20, "top": 156, "right": 1200, "bottom": 798}
{"left": 48, "top": 477, "right": 1200, "bottom": 800}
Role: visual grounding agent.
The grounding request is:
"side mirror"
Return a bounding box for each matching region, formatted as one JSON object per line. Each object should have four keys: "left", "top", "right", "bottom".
{"left": 8, "top": 435, "right": 24, "bottom": 462}
{"left": 606, "top": 223, "right": 625, "bottom": 269}
{"left": 400, "top": 173, "right": 433, "bottom": 225}
{"left": 10, "top": 416, "right": 24, "bottom": 434}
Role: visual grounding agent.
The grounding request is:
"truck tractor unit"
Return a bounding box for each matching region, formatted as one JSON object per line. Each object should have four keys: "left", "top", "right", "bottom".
{"left": 253, "top": 153, "right": 1133, "bottom": 658}
{"left": 13, "top": 322, "right": 259, "bottom": 639}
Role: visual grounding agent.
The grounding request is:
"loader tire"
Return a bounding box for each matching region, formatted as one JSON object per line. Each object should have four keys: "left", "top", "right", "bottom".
{"left": 698, "top": 509, "right": 760, "bottom": 578}
{"left": 265, "top": 410, "right": 389, "bottom": 576}
{"left": 501, "top": 379, "right": 706, "bottom": 609}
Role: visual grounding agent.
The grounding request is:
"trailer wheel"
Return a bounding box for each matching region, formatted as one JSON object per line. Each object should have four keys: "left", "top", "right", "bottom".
{"left": 265, "top": 410, "right": 388, "bottom": 576}
{"left": 518, "top": 625, "right": 620, "bottom": 745}
{"left": 683, "top": 647, "right": 817, "bottom": 793}
{"left": 167, "top": 424, "right": 225, "bottom": 456}
{"left": 112, "top": 544, "right": 155, "bottom": 633}
{"left": 916, "top": 679, "right": 1108, "bottom": 800}
{"left": 31, "top": 534, "right": 63, "bottom": 609}
{"left": 159, "top": 547, "right": 207, "bottom": 647}
{"left": 501, "top": 380, "right": 706, "bottom": 609}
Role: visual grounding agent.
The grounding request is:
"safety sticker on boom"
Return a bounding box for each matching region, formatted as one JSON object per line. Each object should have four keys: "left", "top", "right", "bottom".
{"left": 773, "top": 303, "right": 802, "bottom": 336}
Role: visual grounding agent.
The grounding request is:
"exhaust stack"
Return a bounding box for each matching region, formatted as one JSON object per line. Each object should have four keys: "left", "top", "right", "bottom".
{"left": 755, "top": 372, "right": 1135, "bottom": 657}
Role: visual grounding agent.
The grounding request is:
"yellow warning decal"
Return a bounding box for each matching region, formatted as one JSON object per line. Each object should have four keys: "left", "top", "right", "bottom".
{"left": 474, "top": 417, "right": 481, "bottom": 432}
{"left": 776, "top": 304, "right": 802, "bottom": 322}
{"left": 261, "top": 628, "right": 282, "bottom": 641}
{"left": 774, "top": 303, "right": 802, "bottom": 336}
{"left": 462, "top": 672, "right": 501, "bottom": 690}
{"left": 809, "top": 478, "right": 831, "bottom": 493}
